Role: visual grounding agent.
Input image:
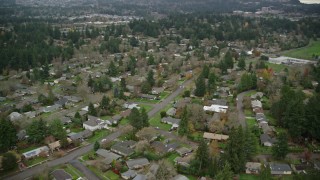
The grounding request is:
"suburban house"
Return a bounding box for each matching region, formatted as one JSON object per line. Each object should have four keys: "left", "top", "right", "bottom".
{"left": 269, "top": 163, "right": 292, "bottom": 175}
{"left": 111, "top": 144, "right": 135, "bottom": 157}
{"left": 139, "top": 94, "right": 156, "bottom": 100}
{"left": 161, "top": 117, "right": 181, "bottom": 129}
{"left": 108, "top": 115, "right": 122, "bottom": 125}
{"left": 203, "top": 132, "right": 229, "bottom": 141}
{"left": 123, "top": 103, "right": 140, "bottom": 109}
{"left": 251, "top": 100, "right": 262, "bottom": 109}
{"left": 83, "top": 115, "right": 108, "bottom": 131}
{"left": 208, "top": 99, "right": 228, "bottom": 106}
{"left": 245, "top": 162, "right": 261, "bottom": 174}
{"left": 166, "top": 107, "right": 177, "bottom": 117}
{"left": 151, "top": 87, "right": 165, "bottom": 95}
{"left": 133, "top": 174, "right": 147, "bottom": 180}
{"left": 176, "top": 147, "right": 193, "bottom": 157}
{"left": 60, "top": 116, "right": 72, "bottom": 125}
{"left": 174, "top": 98, "right": 191, "bottom": 109}
{"left": 96, "top": 149, "right": 121, "bottom": 165}
{"left": 24, "top": 111, "right": 37, "bottom": 119}
{"left": 260, "top": 133, "right": 276, "bottom": 147}
{"left": 22, "top": 146, "right": 49, "bottom": 159}
{"left": 126, "top": 158, "right": 150, "bottom": 169}
{"left": 251, "top": 92, "right": 264, "bottom": 99}
{"left": 259, "top": 123, "right": 275, "bottom": 134}
{"left": 68, "top": 130, "right": 93, "bottom": 142}
{"left": 121, "top": 169, "right": 137, "bottom": 180}
{"left": 256, "top": 113, "right": 268, "bottom": 123}
{"left": 8, "top": 112, "right": 23, "bottom": 121}
{"left": 51, "top": 169, "right": 72, "bottom": 180}
{"left": 203, "top": 105, "right": 228, "bottom": 113}
{"left": 48, "top": 140, "right": 61, "bottom": 152}
{"left": 151, "top": 141, "right": 180, "bottom": 154}
{"left": 174, "top": 154, "right": 194, "bottom": 167}
{"left": 120, "top": 109, "right": 132, "bottom": 118}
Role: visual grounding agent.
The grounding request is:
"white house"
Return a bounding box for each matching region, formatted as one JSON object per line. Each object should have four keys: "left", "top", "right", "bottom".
{"left": 203, "top": 105, "right": 228, "bottom": 113}
{"left": 83, "top": 115, "right": 108, "bottom": 131}
{"left": 8, "top": 112, "right": 23, "bottom": 121}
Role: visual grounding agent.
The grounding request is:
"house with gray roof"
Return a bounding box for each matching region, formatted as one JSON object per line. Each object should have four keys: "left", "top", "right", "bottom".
{"left": 126, "top": 158, "right": 150, "bottom": 169}
{"left": 269, "top": 163, "right": 292, "bottom": 175}
{"left": 108, "top": 115, "right": 122, "bottom": 125}
{"left": 96, "top": 149, "right": 121, "bottom": 165}
{"left": 121, "top": 170, "right": 137, "bottom": 180}
{"left": 68, "top": 130, "right": 93, "bottom": 142}
{"left": 161, "top": 117, "right": 181, "bottom": 129}
{"left": 111, "top": 144, "right": 135, "bottom": 157}
{"left": 176, "top": 147, "right": 193, "bottom": 156}
{"left": 166, "top": 108, "right": 176, "bottom": 116}
{"left": 133, "top": 174, "right": 147, "bottom": 180}
{"left": 260, "top": 133, "right": 276, "bottom": 147}
{"left": 22, "top": 146, "right": 49, "bottom": 159}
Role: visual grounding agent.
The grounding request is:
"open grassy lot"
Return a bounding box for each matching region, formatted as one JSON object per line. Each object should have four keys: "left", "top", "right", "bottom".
{"left": 25, "top": 156, "right": 48, "bottom": 167}
{"left": 283, "top": 40, "right": 320, "bottom": 60}
{"left": 246, "top": 117, "right": 257, "bottom": 129}
{"left": 265, "top": 62, "right": 287, "bottom": 73}
{"left": 87, "top": 130, "right": 110, "bottom": 143}
{"left": 149, "top": 104, "right": 172, "bottom": 131}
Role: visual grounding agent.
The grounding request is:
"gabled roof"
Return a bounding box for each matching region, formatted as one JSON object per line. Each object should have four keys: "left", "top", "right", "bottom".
{"left": 96, "top": 149, "right": 121, "bottom": 164}
{"left": 126, "top": 158, "right": 150, "bottom": 169}
{"left": 161, "top": 117, "right": 181, "bottom": 125}
{"left": 111, "top": 144, "right": 135, "bottom": 157}
{"left": 121, "top": 170, "right": 137, "bottom": 179}
{"left": 270, "top": 163, "right": 292, "bottom": 172}
{"left": 203, "top": 132, "right": 229, "bottom": 141}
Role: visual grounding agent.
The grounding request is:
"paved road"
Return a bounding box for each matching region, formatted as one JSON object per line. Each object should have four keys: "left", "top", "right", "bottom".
{"left": 148, "top": 79, "right": 193, "bottom": 118}
{"left": 236, "top": 90, "right": 254, "bottom": 128}
{"left": 5, "top": 130, "right": 123, "bottom": 180}
{"left": 70, "top": 159, "right": 100, "bottom": 180}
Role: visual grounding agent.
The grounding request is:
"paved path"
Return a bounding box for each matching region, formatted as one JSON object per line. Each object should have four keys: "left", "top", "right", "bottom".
{"left": 4, "top": 130, "right": 123, "bottom": 180}
{"left": 70, "top": 159, "right": 100, "bottom": 180}
{"left": 236, "top": 90, "right": 254, "bottom": 128}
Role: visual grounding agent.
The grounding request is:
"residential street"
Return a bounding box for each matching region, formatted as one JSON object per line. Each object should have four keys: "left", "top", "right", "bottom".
{"left": 4, "top": 130, "right": 123, "bottom": 180}
{"left": 236, "top": 90, "right": 254, "bottom": 128}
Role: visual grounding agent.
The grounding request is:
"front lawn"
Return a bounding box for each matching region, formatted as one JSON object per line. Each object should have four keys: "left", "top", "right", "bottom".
{"left": 166, "top": 153, "right": 179, "bottom": 164}
{"left": 244, "top": 109, "right": 254, "bottom": 117}
{"left": 149, "top": 104, "right": 172, "bottom": 131}
{"left": 246, "top": 118, "right": 257, "bottom": 129}
{"left": 139, "top": 104, "right": 153, "bottom": 112}
{"left": 105, "top": 170, "right": 120, "bottom": 180}
{"left": 119, "top": 118, "right": 129, "bottom": 125}
{"left": 25, "top": 156, "right": 48, "bottom": 167}
{"left": 87, "top": 130, "right": 110, "bottom": 143}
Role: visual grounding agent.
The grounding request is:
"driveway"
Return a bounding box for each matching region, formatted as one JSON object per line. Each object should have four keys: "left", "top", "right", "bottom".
{"left": 70, "top": 159, "right": 100, "bottom": 180}
{"left": 236, "top": 90, "right": 254, "bottom": 128}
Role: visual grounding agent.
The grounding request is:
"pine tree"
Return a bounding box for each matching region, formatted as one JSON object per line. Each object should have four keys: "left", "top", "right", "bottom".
{"left": 88, "top": 75, "right": 94, "bottom": 87}
{"left": 178, "top": 107, "right": 189, "bottom": 136}
{"left": 94, "top": 141, "right": 100, "bottom": 151}
{"left": 27, "top": 119, "right": 48, "bottom": 144}
{"left": 260, "top": 164, "right": 271, "bottom": 180}
{"left": 101, "top": 96, "right": 110, "bottom": 110}
{"left": 224, "top": 50, "right": 234, "bottom": 69}
{"left": 2, "top": 152, "right": 18, "bottom": 172}
{"left": 147, "top": 70, "right": 155, "bottom": 87}
{"left": 49, "top": 119, "right": 67, "bottom": 141}
{"left": 194, "top": 139, "right": 209, "bottom": 174}
{"left": 215, "top": 162, "right": 233, "bottom": 180}
{"left": 201, "top": 65, "right": 210, "bottom": 78}
{"left": 272, "top": 132, "right": 289, "bottom": 160}
{"left": 0, "top": 119, "right": 17, "bottom": 153}
{"left": 238, "top": 56, "right": 246, "bottom": 70}
{"left": 244, "top": 128, "right": 258, "bottom": 159}
{"left": 88, "top": 103, "right": 97, "bottom": 116}
{"left": 195, "top": 75, "right": 206, "bottom": 97}
{"left": 207, "top": 72, "right": 216, "bottom": 95}
{"left": 140, "top": 107, "right": 149, "bottom": 128}
{"left": 128, "top": 107, "right": 142, "bottom": 130}
{"left": 108, "top": 60, "right": 118, "bottom": 77}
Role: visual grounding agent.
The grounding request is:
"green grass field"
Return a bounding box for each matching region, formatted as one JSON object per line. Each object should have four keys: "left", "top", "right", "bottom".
{"left": 265, "top": 62, "right": 287, "bottom": 73}
{"left": 283, "top": 40, "right": 320, "bottom": 60}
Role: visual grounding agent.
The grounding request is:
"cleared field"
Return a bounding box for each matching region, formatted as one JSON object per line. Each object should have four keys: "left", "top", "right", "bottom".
{"left": 283, "top": 40, "right": 320, "bottom": 60}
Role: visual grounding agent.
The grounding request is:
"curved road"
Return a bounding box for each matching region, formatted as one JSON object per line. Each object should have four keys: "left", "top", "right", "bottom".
{"left": 236, "top": 90, "right": 254, "bottom": 128}
{"left": 5, "top": 78, "right": 194, "bottom": 180}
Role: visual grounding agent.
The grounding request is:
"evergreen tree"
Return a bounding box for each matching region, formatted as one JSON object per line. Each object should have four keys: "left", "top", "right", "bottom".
{"left": 88, "top": 75, "right": 94, "bottom": 87}
{"left": 94, "top": 141, "right": 100, "bottom": 151}
{"left": 190, "top": 139, "right": 209, "bottom": 175}
{"left": 88, "top": 103, "right": 97, "bottom": 116}
{"left": 224, "top": 127, "right": 246, "bottom": 173}
{"left": 147, "top": 70, "right": 155, "bottom": 87}
{"left": 101, "top": 96, "right": 110, "bottom": 110}
{"left": 141, "top": 81, "right": 152, "bottom": 94}
{"left": 108, "top": 60, "right": 118, "bottom": 77}
{"left": 224, "top": 50, "right": 234, "bottom": 69}
{"left": 215, "top": 162, "right": 233, "bottom": 180}
{"left": 178, "top": 107, "right": 189, "bottom": 136}
{"left": 2, "top": 152, "right": 18, "bottom": 172}
{"left": 140, "top": 107, "right": 149, "bottom": 127}
{"left": 260, "top": 164, "right": 271, "bottom": 180}
{"left": 195, "top": 75, "right": 206, "bottom": 97}
{"left": 238, "top": 56, "right": 246, "bottom": 70}
{"left": 49, "top": 119, "right": 67, "bottom": 141}
{"left": 201, "top": 65, "right": 210, "bottom": 78}
{"left": 306, "top": 94, "right": 320, "bottom": 140}
{"left": 42, "top": 61, "right": 50, "bottom": 80}
{"left": 27, "top": 119, "right": 48, "bottom": 144}
{"left": 120, "top": 78, "right": 127, "bottom": 90}
{"left": 128, "top": 107, "right": 142, "bottom": 130}
{"left": 0, "top": 119, "right": 17, "bottom": 153}
{"left": 272, "top": 132, "right": 289, "bottom": 160}
{"left": 248, "top": 62, "right": 253, "bottom": 72}
{"left": 207, "top": 72, "right": 216, "bottom": 95}
{"left": 148, "top": 54, "right": 155, "bottom": 65}
{"left": 244, "top": 128, "right": 258, "bottom": 159}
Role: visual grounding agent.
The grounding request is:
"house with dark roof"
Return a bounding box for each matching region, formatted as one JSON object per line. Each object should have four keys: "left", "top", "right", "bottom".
{"left": 68, "top": 130, "right": 93, "bottom": 142}
{"left": 260, "top": 133, "right": 276, "bottom": 147}
{"left": 60, "top": 116, "right": 72, "bottom": 125}
{"left": 126, "top": 158, "right": 150, "bottom": 169}
{"left": 176, "top": 147, "right": 193, "bottom": 157}
{"left": 133, "top": 174, "right": 147, "bottom": 180}
{"left": 111, "top": 144, "right": 135, "bottom": 157}
{"left": 51, "top": 169, "right": 72, "bottom": 180}
{"left": 161, "top": 117, "right": 181, "bottom": 129}
{"left": 269, "top": 163, "right": 292, "bottom": 175}
{"left": 96, "top": 149, "right": 121, "bottom": 165}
